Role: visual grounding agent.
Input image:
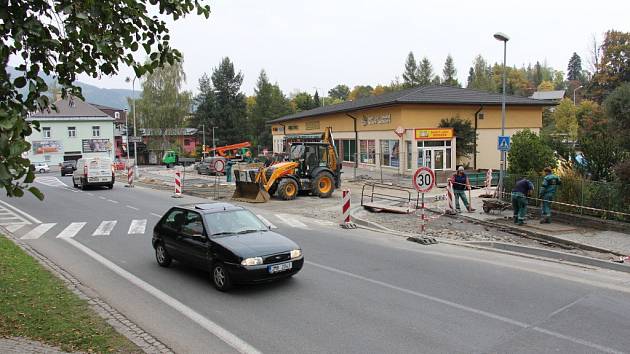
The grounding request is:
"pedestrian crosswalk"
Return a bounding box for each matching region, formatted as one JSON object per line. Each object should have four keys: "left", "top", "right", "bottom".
{"left": 1, "top": 212, "right": 338, "bottom": 241}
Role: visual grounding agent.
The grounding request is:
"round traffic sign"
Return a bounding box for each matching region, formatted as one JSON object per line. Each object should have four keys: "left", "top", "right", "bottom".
{"left": 412, "top": 166, "right": 436, "bottom": 193}
{"left": 213, "top": 159, "right": 225, "bottom": 173}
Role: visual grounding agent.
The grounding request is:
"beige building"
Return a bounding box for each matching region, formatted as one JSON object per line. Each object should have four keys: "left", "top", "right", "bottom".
{"left": 269, "top": 86, "right": 553, "bottom": 173}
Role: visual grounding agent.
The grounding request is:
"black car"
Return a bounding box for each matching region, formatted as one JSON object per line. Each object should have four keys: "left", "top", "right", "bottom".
{"left": 152, "top": 203, "right": 303, "bottom": 291}
{"left": 60, "top": 160, "right": 76, "bottom": 176}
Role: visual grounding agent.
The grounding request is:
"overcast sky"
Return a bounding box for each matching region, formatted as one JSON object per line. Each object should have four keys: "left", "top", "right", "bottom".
{"left": 79, "top": 0, "right": 630, "bottom": 96}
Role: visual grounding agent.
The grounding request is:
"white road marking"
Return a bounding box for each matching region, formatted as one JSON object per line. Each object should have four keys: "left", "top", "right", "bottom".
{"left": 150, "top": 213, "right": 162, "bottom": 218}
{"left": 5, "top": 224, "right": 25, "bottom": 232}
{"left": 107, "top": 199, "right": 119, "bottom": 204}
{"left": 87, "top": 193, "right": 94, "bottom": 196}
{"left": 309, "top": 219, "right": 335, "bottom": 226}
{"left": 21, "top": 223, "right": 56, "bottom": 240}
{"left": 35, "top": 176, "right": 67, "bottom": 187}
{"left": 93, "top": 221, "right": 117, "bottom": 236}
{"left": 56, "top": 222, "right": 86, "bottom": 239}
{"left": 61, "top": 237, "right": 261, "bottom": 354}
{"left": 275, "top": 213, "right": 309, "bottom": 229}
{"left": 0, "top": 199, "right": 41, "bottom": 224}
{"left": 307, "top": 261, "right": 622, "bottom": 354}
{"left": 128, "top": 219, "right": 147, "bottom": 234}
{"left": 126, "top": 205, "right": 139, "bottom": 211}
{"left": 256, "top": 214, "right": 277, "bottom": 229}
{"left": 98, "top": 196, "right": 107, "bottom": 200}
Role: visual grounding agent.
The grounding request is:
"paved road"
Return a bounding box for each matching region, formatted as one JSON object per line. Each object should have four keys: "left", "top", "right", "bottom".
{"left": 3, "top": 173, "right": 630, "bottom": 353}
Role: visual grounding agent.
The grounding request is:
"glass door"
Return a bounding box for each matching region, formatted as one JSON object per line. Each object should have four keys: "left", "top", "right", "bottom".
{"left": 434, "top": 149, "right": 445, "bottom": 170}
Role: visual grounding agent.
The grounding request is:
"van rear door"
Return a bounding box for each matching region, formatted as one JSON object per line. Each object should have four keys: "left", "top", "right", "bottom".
{"left": 87, "top": 158, "right": 113, "bottom": 183}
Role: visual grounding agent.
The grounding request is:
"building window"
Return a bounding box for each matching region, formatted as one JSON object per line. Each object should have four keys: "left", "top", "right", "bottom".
{"left": 417, "top": 140, "right": 453, "bottom": 170}
{"left": 184, "top": 139, "right": 191, "bottom": 146}
{"left": 288, "top": 125, "right": 299, "bottom": 131}
{"left": 42, "top": 127, "right": 51, "bottom": 138}
{"left": 68, "top": 127, "right": 76, "bottom": 138}
{"left": 115, "top": 111, "right": 120, "bottom": 119}
{"left": 334, "top": 139, "right": 356, "bottom": 162}
{"left": 92, "top": 126, "right": 100, "bottom": 137}
{"left": 305, "top": 121, "right": 320, "bottom": 130}
{"left": 44, "top": 155, "right": 51, "bottom": 162}
{"left": 380, "top": 140, "right": 400, "bottom": 167}
{"left": 359, "top": 140, "right": 375, "bottom": 164}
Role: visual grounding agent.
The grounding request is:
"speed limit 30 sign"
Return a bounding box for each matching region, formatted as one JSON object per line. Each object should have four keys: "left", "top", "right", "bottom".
{"left": 412, "top": 166, "right": 436, "bottom": 193}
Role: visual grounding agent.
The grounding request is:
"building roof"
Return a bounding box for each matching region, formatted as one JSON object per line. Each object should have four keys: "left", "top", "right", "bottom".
{"left": 91, "top": 103, "right": 125, "bottom": 111}
{"left": 269, "top": 85, "right": 555, "bottom": 124}
{"left": 529, "top": 90, "right": 566, "bottom": 100}
{"left": 141, "top": 128, "right": 198, "bottom": 136}
{"left": 28, "top": 98, "right": 113, "bottom": 121}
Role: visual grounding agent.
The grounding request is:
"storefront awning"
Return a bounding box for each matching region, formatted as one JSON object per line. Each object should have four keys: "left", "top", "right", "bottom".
{"left": 284, "top": 134, "right": 321, "bottom": 140}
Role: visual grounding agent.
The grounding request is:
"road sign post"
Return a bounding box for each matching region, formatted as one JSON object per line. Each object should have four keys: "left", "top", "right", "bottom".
{"left": 412, "top": 167, "right": 436, "bottom": 234}
{"left": 213, "top": 159, "right": 225, "bottom": 200}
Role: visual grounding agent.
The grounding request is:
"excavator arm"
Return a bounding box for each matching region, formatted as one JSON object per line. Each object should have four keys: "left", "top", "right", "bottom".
{"left": 321, "top": 127, "right": 338, "bottom": 172}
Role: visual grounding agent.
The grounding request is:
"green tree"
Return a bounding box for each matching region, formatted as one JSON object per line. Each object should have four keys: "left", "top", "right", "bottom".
{"left": 190, "top": 74, "right": 215, "bottom": 139}
{"left": 417, "top": 57, "right": 433, "bottom": 86}
{"left": 313, "top": 91, "right": 321, "bottom": 107}
{"left": 210, "top": 57, "right": 247, "bottom": 144}
{"left": 442, "top": 54, "right": 460, "bottom": 87}
{"left": 402, "top": 51, "right": 420, "bottom": 88}
{"left": 135, "top": 60, "right": 192, "bottom": 151}
{"left": 292, "top": 92, "right": 316, "bottom": 111}
{"left": 507, "top": 129, "right": 556, "bottom": 175}
{"left": 591, "top": 30, "right": 630, "bottom": 100}
{"left": 249, "top": 70, "right": 291, "bottom": 150}
{"left": 467, "top": 55, "right": 495, "bottom": 92}
{"left": 533, "top": 62, "right": 544, "bottom": 87}
{"left": 348, "top": 85, "right": 374, "bottom": 101}
{"left": 537, "top": 81, "right": 555, "bottom": 91}
{"left": 603, "top": 83, "right": 630, "bottom": 149}
{"left": 567, "top": 52, "right": 583, "bottom": 81}
{"left": 328, "top": 84, "right": 350, "bottom": 101}
{"left": 438, "top": 116, "right": 476, "bottom": 159}
{"left": 552, "top": 98, "right": 579, "bottom": 141}
{"left": 581, "top": 134, "right": 626, "bottom": 181}
{"left": 0, "top": 0, "right": 209, "bottom": 199}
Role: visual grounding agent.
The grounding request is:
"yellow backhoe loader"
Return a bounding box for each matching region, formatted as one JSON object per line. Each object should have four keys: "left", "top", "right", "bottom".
{"left": 232, "top": 127, "right": 341, "bottom": 203}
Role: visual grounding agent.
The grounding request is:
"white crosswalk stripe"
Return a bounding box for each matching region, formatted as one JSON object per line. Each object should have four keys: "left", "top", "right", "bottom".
{"left": 93, "top": 221, "right": 117, "bottom": 236}
{"left": 274, "top": 214, "right": 309, "bottom": 229}
{"left": 21, "top": 223, "right": 56, "bottom": 239}
{"left": 5, "top": 224, "right": 26, "bottom": 232}
{"left": 35, "top": 176, "right": 67, "bottom": 187}
{"left": 256, "top": 214, "right": 277, "bottom": 229}
{"left": 56, "top": 222, "right": 86, "bottom": 239}
{"left": 128, "top": 219, "right": 147, "bottom": 234}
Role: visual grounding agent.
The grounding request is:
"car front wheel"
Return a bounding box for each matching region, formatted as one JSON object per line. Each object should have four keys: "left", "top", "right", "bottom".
{"left": 211, "top": 263, "right": 232, "bottom": 291}
{"left": 39, "top": 169, "right": 45, "bottom": 173}
{"left": 155, "top": 243, "right": 172, "bottom": 267}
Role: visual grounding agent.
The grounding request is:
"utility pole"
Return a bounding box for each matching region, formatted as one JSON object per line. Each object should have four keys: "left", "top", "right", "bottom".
{"left": 212, "top": 126, "right": 217, "bottom": 157}
{"left": 202, "top": 124, "right": 206, "bottom": 157}
{"left": 124, "top": 108, "right": 130, "bottom": 164}
{"left": 132, "top": 77, "right": 138, "bottom": 177}
{"left": 494, "top": 32, "right": 510, "bottom": 199}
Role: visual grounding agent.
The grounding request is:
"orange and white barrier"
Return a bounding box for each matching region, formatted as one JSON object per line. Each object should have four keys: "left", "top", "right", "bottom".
{"left": 446, "top": 180, "right": 455, "bottom": 214}
{"left": 126, "top": 166, "right": 134, "bottom": 187}
{"left": 340, "top": 190, "right": 356, "bottom": 229}
{"left": 173, "top": 169, "right": 182, "bottom": 198}
{"left": 485, "top": 169, "right": 493, "bottom": 195}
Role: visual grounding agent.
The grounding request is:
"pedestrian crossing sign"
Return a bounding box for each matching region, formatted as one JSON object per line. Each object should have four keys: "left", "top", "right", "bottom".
{"left": 497, "top": 135, "right": 511, "bottom": 151}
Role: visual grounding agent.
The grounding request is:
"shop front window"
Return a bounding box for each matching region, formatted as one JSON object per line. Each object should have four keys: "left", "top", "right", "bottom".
{"left": 380, "top": 140, "right": 399, "bottom": 167}
{"left": 406, "top": 141, "right": 412, "bottom": 170}
{"left": 360, "top": 140, "right": 375, "bottom": 164}
{"left": 417, "top": 140, "right": 453, "bottom": 170}
{"left": 335, "top": 139, "right": 355, "bottom": 162}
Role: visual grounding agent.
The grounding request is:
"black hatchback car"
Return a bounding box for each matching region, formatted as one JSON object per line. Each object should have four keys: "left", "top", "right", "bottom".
{"left": 60, "top": 160, "right": 76, "bottom": 176}
{"left": 152, "top": 203, "right": 303, "bottom": 291}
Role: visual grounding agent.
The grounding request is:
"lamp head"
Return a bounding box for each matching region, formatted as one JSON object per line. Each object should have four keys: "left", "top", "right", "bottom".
{"left": 493, "top": 32, "right": 510, "bottom": 42}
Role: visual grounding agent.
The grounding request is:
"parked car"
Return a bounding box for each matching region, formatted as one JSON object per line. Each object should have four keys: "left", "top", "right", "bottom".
{"left": 33, "top": 163, "right": 50, "bottom": 173}
{"left": 196, "top": 157, "right": 228, "bottom": 175}
{"left": 60, "top": 160, "right": 77, "bottom": 176}
{"left": 72, "top": 157, "right": 114, "bottom": 189}
{"left": 152, "top": 203, "right": 303, "bottom": 291}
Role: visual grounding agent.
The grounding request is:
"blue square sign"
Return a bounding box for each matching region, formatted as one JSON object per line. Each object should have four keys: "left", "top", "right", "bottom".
{"left": 498, "top": 135, "right": 511, "bottom": 151}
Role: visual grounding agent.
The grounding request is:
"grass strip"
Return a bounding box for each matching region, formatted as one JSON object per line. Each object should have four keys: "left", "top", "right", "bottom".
{"left": 0, "top": 235, "right": 141, "bottom": 353}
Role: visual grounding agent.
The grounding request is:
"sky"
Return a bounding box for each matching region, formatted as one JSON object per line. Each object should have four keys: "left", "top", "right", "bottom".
{"left": 77, "top": 0, "right": 630, "bottom": 96}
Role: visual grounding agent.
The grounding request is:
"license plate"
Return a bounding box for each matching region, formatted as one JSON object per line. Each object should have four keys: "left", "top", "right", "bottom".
{"left": 268, "top": 262, "right": 292, "bottom": 274}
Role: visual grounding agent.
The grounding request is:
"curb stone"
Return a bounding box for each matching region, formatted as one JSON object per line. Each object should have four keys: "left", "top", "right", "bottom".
{"left": 350, "top": 206, "right": 630, "bottom": 274}
{"left": 1, "top": 228, "right": 173, "bottom": 354}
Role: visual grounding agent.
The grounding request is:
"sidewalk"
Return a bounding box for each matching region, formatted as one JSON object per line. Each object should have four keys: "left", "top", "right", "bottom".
{"left": 345, "top": 165, "right": 630, "bottom": 257}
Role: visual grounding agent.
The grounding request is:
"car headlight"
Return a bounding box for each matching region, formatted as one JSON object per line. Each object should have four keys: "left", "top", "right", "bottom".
{"left": 290, "top": 249, "right": 302, "bottom": 259}
{"left": 241, "top": 257, "right": 263, "bottom": 266}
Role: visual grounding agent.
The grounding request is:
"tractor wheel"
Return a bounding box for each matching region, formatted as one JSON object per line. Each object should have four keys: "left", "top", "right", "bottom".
{"left": 268, "top": 184, "right": 278, "bottom": 196}
{"left": 313, "top": 172, "right": 335, "bottom": 198}
{"left": 277, "top": 179, "right": 298, "bottom": 200}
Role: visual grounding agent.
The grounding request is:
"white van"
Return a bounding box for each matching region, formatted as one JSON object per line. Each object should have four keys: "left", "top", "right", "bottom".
{"left": 72, "top": 157, "right": 115, "bottom": 189}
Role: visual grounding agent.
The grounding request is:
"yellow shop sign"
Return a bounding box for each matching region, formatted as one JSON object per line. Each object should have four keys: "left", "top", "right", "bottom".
{"left": 414, "top": 128, "right": 454, "bottom": 140}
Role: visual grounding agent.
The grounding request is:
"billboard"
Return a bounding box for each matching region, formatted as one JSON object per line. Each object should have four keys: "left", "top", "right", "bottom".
{"left": 32, "top": 140, "right": 63, "bottom": 154}
{"left": 82, "top": 139, "right": 111, "bottom": 153}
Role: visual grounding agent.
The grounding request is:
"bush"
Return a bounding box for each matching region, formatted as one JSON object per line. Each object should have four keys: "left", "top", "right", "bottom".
{"left": 507, "top": 129, "right": 556, "bottom": 175}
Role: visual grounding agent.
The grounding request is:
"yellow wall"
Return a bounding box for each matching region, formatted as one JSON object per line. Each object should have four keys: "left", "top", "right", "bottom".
{"left": 272, "top": 104, "right": 542, "bottom": 135}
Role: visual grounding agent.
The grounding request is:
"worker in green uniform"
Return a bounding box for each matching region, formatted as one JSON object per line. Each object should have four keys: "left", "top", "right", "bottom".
{"left": 511, "top": 177, "right": 534, "bottom": 225}
{"left": 539, "top": 167, "right": 561, "bottom": 224}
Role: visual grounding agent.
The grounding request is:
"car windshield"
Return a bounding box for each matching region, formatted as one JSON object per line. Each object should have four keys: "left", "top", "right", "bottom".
{"left": 204, "top": 210, "right": 268, "bottom": 237}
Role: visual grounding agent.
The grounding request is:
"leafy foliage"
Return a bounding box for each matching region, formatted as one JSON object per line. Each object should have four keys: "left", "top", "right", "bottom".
{"left": 467, "top": 55, "right": 495, "bottom": 92}
{"left": 417, "top": 57, "right": 433, "bottom": 86}
{"left": 576, "top": 99, "right": 607, "bottom": 138}
{"left": 1, "top": 0, "right": 209, "bottom": 199}
{"left": 402, "top": 52, "right": 420, "bottom": 88}
{"left": 552, "top": 98, "right": 579, "bottom": 141}
{"left": 248, "top": 70, "right": 292, "bottom": 150}
{"left": 328, "top": 85, "right": 350, "bottom": 101}
{"left": 591, "top": 30, "right": 630, "bottom": 100}
{"left": 603, "top": 83, "right": 630, "bottom": 150}
{"left": 348, "top": 85, "right": 374, "bottom": 101}
{"left": 438, "top": 116, "right": 476, "bottom": 159}
{"left": 580, "top": 134, "right": 626, "bottom": 181}
{"left": 567, "top": 52, "right": 583, "bottom": 81}
{"left": 507, "top": 129, "right": 556, "bottom": 175}
{"left": 208, "top": 57, "right": 248, "bottom": 145}
{"left": 441, "top": 54, "right": 460, "bottom": 87}
{"left": 292, "top": 92, "right": 317, "bottom": 111}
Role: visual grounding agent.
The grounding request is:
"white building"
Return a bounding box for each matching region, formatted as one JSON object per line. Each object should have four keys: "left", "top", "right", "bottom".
{"left": 26, "top": 98, "right": 115, "bottom": 165}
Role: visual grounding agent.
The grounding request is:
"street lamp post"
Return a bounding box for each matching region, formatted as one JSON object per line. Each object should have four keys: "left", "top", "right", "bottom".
{"left": 212, "top": 126, "right": 217, "bottom": 157}
{"left": 124, "top": 108, "right": 130, "bottom": 164}
{"left": 494, "top": 32, "right": 510, "bottom": 198}
{"left": 573, "top": 85, "right": 583, "bottom": 105}
{"left": 126, "top": 76, "right": 138, "bottom": 177}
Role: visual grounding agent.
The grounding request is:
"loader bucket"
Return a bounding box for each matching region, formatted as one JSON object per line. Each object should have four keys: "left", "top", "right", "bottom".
{"left": 232, "top": 181, "right": 270, "bottom": 203}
